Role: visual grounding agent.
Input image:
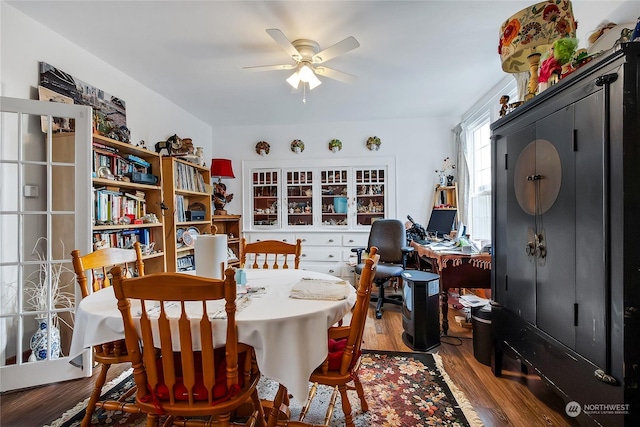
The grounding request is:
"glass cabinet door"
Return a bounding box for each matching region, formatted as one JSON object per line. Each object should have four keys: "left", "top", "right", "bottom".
{"left": 355, "top": 167, "right": 386, "bottom": 226}
{"left": 252, "top": 170, "right": 279, "bottom": 227}
{"left": 285, "top": 170, "right": 313, "bottom": 227}
{"left": 320, "top": 168, "right": 349, "bottom": 227}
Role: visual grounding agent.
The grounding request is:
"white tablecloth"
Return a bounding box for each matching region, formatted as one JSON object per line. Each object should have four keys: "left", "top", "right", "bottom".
{"left": 69, "top": 269, "right": 356, "bottom": 402}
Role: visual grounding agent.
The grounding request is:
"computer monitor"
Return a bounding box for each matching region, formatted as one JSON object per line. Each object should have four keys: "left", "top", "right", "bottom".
{"left": 426, "top": 209, "right": 457, "bottom": 238}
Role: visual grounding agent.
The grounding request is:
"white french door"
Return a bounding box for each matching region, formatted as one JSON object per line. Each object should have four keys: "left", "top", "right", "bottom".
{"left": 0, "top": 97, "right": 92, "bottom": 391}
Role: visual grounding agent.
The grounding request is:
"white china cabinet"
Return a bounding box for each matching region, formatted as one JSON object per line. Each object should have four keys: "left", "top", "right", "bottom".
{"left": 242, "top": 157, "right": 396, "bottom": 279}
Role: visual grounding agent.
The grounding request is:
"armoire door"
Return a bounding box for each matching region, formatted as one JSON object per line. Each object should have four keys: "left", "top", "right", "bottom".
{"left": 574, "top": 91, "right": 607, "bottom": 368}
{"left": 504, "top": 125, "right": 537, "bottom": 323}
{"left": 534, "top": 106, "right": 576, "bottom": 349}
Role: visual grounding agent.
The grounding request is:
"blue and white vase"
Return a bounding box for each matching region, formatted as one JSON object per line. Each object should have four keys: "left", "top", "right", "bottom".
{"left": 29, "top": 317, "right": 60, "bottom": 361}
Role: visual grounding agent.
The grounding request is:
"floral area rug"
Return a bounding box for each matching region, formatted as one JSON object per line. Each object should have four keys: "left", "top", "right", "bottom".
{"left": 46, "top": 350, "right": 483, "bottom": 427}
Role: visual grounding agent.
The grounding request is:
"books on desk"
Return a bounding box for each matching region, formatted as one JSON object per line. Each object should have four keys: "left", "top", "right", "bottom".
{"left": 459, "top": 294, "right": 490, "bottom": 308}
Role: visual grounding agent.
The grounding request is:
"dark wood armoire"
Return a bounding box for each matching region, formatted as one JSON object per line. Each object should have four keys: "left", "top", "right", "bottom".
{"left": 491, "top": 43, "right": 639, "bottom": 426}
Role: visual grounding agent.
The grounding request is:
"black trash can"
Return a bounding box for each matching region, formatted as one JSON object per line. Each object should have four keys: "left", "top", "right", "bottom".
{"left": 471, "top": 304, "right": 492, "bottom": 366}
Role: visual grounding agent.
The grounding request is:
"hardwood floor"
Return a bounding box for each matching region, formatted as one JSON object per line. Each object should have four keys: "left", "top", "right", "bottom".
{"left": 0, "top": 301, "right": 579, "bottom": 427}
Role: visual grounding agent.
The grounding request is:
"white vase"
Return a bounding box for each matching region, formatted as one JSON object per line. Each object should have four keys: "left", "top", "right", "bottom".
{"left": 30, "top": 317, "right": 60, "bottom": 361}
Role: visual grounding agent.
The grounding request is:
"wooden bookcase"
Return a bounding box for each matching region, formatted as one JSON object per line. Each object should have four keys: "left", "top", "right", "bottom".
{"left": 90, "top": 134, "right": 166, "bottom": 273}
{"left": 433, "top": 183, "right": 458, "bottom": 210}
{"left": 162, "top": 157, "right": 212, "bottom": 272}
{"left": 211, "top": 214, "right": 242, "bottom": 267}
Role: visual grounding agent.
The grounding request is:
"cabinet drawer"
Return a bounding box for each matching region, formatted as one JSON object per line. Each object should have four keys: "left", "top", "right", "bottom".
{"left": 342, "top": 234, "right": 369, "bottom": 247}
{"left": 296, "top": 233, "right": 341, "bottom": 246}
{"left": 247, "top": 233, "right": 296, "bottom": 243}
{"left": 300, "top": 248, "right": 341, "bottom": 262}
{"left": 300, "top": 262, "right": 342, "bottom": 277}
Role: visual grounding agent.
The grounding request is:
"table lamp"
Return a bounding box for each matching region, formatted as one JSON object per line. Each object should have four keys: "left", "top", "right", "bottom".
{"left": 210, "top": 158, "right": 235, "bottom": 215}
{"left": 499, "top": 0, "right": 577, "bottom": 100}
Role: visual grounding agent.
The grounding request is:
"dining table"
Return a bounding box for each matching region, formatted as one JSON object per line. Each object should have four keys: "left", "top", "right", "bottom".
{"left": 68, "top": 268, "right": 357, "bottom": 402}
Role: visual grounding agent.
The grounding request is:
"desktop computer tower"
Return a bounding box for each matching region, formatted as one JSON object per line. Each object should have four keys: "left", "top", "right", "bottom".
{"left": 401, "top": 270, "right": 440, "bottom": 351}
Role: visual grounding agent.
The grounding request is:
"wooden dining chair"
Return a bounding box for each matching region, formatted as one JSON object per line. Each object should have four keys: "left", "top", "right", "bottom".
{"left": 299, "top": 247, "right": 379, "bottom": 427}
{"left": 240, "top": 238, "right": 302, "bottom": 269}
{"left": 71, "top": 243, "right": 146, "bottom": 427}
{"left": 111, "top": 267, "right": 266, "bottom": 427}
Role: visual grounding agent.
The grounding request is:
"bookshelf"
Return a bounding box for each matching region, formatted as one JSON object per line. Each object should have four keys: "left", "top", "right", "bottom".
{"left": 433, "top": 183, "right": 458, "bottom": 210}
{"left": 90, "top": 134, "right": 166, "bottom": 273}
{"left": 211, "top": 214, "right": 242, "bottom": 267}
{"left": 162, "top": 157, "right": 212, "bottom": 272}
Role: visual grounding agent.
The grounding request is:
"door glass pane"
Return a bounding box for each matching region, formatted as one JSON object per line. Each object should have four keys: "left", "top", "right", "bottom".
{"left": 320, "top": 169, "right": 349, "bottom": 227}
{"left": 23, "top": 214, "right": 47, "bottom": 260}
{"left": 22, "top": 164, "right": 47, "bottom": 212}
{"left": 252, "top": 170, "right": 279, "bottom": 227}
{"left": 355, "top": 168, "right": 385, "bottom": 226}
{"left": 0, "top": 214, "right": 19, "bottom": 263}
{"left": 51, "top": 214, "right": 75, "bottom": 259}
{"left": 23, "top": 117, "right": 46, "bottom": 163}
{"left": 286, "top": 170, "right": 313, "bottom": 226}
{"left": 0, "top": 111, "right": 18, "bottom": 161}
{"left": 0, "top": 265, "right": 19, "bottom": 315}
{"left": 0, "top": 163, "right": 18, "bottom": 211}
{"left": 52, "top": 165, "right": 75, "bottom": 212}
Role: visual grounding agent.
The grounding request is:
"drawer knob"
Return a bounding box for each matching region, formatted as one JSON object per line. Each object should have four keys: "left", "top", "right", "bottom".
{"left": 282, "top": 239, "right": 287, "bottom": 242}
{"left": 329, "top": 269, "right": 335, "bottom": 273}
{"left": 302, "top": 239, "right": 307, "bottom": 242}
{"left": 328, "top": 254, "right": 334, "bottom": 258}
{"left": 302, "top": 254, "right": 307, "bottom": 257}
{"left": 349, "top": 239, "right": 354, "bottom": 243}
{"left": 328, "top": 239, "right": 334, "bottom": 243}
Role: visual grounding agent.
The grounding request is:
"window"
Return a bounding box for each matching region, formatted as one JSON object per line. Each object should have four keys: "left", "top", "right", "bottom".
{"left": 467, "top": 116, "right": 491, "bottom": 241}
{"left": 460, "top": 75, "right": 517, "bottom": 243}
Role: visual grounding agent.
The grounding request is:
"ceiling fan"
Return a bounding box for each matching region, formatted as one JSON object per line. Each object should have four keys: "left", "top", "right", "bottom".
{"left": 244, "top": 29, "right": 360, "bottom": 91}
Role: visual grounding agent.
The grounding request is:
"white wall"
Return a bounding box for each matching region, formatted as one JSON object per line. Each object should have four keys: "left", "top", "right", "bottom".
{"left": 212, "top": 116, "right": 458, "bottom": 227}
{"left": 0, "top": 3, "right": 212, "bottom": 155}
{"left": 1, "top": 2, "right": 459, "bottom": 227}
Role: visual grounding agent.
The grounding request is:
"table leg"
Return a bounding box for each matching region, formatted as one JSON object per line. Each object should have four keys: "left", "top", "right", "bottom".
{"left": 441, "top": 290, "right": 449, "bottom": 335}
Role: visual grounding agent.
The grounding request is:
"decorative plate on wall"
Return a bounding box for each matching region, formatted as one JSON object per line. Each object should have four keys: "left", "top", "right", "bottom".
{"left": 256, "top": 141, "right": 270, "bottom": 156}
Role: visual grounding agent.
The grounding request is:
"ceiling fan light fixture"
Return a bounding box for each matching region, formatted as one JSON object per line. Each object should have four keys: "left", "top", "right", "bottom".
{"left": 307, "top": 73, "right": 322, "bottom": 90}
{"left": 286, "top": 71, "right": 301, "bottom": 89}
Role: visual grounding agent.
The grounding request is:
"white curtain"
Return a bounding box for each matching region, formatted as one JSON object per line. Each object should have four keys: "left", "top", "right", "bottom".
{"left": 453, "top": 123, "right": 470, "bottom": 228}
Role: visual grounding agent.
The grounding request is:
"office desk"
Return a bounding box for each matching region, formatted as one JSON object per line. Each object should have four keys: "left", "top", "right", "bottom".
{"left": 410, "top": 241, "right": 491, "bottom": 335}
{"left": 69, "top": 269, "right": 356, "bottom": 402}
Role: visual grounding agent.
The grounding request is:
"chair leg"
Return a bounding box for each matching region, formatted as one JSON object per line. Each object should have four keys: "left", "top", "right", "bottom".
{"left": 352, "top": 375, "right": 368, "bottom": 412}
{"left": 250, "top": 388, "right": 267, "bottom": 427}
{"left": 337, "top": 384, "right": 355, "bottom": 427}
{"left": 81, "top": 362, "right": 111, "bottom": 427}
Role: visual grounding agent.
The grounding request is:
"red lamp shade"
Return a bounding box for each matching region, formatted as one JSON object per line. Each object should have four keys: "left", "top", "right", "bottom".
{"left": 210, "top": 158, "right": 235, "bottom": 179}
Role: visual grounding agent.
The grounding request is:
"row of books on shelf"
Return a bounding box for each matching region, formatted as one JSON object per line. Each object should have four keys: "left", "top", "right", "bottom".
{"left": 93, "top": 228, "right": 153, "bottom": 250}
{"left": 93, "top": 142, "right": 151, "bottom": 177}
{"left": 175, "top": 195, "right": 186, "bottom": 222}
{"left": 174, "top": 161, "right": 206, "bottom": 193}
{"left": 93, "top": 188, "right": 147, "bottom": 223}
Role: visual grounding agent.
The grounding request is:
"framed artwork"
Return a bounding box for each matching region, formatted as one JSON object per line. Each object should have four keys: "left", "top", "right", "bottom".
{"left": 37, "top": 86, "right": 74, "bottom": 133}
{"left": 39, "top": 61, "right": 127, "bottom": 133}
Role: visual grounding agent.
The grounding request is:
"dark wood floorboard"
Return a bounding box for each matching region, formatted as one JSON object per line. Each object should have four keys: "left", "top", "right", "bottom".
{"left": 1, "top": 302, "right": 579, "bottom": 427}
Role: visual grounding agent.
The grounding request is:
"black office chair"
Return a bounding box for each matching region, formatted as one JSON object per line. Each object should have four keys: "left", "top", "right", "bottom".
{"left": 352, "top": 219, "right": 414, "bottom": 319}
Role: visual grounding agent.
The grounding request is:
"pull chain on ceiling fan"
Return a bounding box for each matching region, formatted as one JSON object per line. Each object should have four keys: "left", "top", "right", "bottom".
{"left": 244, "top": 29, "right": 360, "bottom": 99}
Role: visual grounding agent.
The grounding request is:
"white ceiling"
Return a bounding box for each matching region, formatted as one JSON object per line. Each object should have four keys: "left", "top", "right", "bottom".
{"left": 7, "top": 0, "right": 636, "bottom": 128}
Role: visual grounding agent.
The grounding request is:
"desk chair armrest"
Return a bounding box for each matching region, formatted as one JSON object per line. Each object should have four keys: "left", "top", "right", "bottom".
{"left": 401, "top": 246, "right": 415, "bottom": 268}
{"left": 350, "top": 247, "right": 367, "bottom": 264}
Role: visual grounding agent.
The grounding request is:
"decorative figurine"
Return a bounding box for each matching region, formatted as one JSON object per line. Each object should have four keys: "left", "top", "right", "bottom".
{"left": 499, "top": 95, "right": 510, "bottom": 117}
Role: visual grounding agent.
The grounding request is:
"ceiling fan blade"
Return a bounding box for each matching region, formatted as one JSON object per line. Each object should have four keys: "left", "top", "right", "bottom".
{"left": 266, "top": 28, "right": 302, "bottom": 61}
{"left": 314, "top": 66, "right": 357, "bottom": 84}
{"left": 243, "top": 64, "right": 297, "bottom": 72}
{"left": 312, "top": 36, "right": 360, "bottom": 63}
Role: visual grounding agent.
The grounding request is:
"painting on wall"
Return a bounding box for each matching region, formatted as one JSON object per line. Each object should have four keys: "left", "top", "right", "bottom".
{"left": 38, "top": 61, "right": 127, "bottom": 133}
{"left": 37, "top": 85, "right": 74, "bottom": 133}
